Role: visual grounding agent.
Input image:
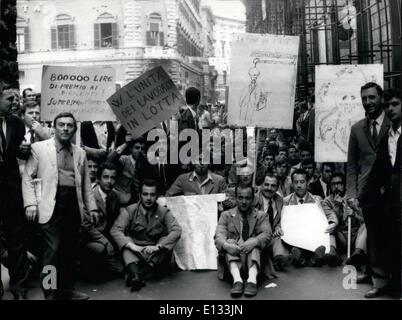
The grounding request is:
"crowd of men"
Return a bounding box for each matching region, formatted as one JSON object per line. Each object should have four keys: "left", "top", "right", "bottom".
{"left": 0, "top": 80, "right": 400, "bottom": 300}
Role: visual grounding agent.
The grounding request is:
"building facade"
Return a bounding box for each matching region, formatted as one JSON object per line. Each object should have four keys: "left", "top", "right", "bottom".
{"left": 16, "top": 0, "right": 215, "bottom": 102}
{"left": 242, "top": 0, "right": 401, "bottom": 95}
{"left": 209, "top": 14, "right": 245, "bottom": 104}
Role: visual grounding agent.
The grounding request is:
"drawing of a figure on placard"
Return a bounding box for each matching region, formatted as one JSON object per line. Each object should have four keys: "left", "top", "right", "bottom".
{"left": 238, "top": 58, "right": 268, "bottom": 123}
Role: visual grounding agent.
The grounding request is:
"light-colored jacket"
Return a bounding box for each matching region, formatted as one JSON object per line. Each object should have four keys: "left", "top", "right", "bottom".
{"left": 22, "top": 138, "right": 97, "bottom": 224}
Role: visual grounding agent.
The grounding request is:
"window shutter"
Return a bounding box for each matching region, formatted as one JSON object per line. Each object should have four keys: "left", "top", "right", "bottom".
{"left": 111, "top": 23, "right": 118, "bottom": 48}
{"left": 159, "top": 31, "right": 164, "bottom": 46}
{"left": 51, "top": 27, "right": 57, "bottom": 49}
{"left": 69, "top": 24, "right": 76, "bottom": 49}
{"left": 146, "top": 31, "right": 154, "bottom": 46}
{"left": 94, "top": 23, "right": 100, "bottom": 48}
{"left": 24, "top": 27, "right": 30, "bottom": 51}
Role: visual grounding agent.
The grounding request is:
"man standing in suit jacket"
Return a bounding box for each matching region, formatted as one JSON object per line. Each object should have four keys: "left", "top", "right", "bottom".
{"left": 346, "top": 82, "right": 390, "bottom": 284}
{"left": 359, "top": 88, "right": 401, "bottom": 298}
{"left": 178, "top": 87, "right": 199, "bottom": 133}
{"left": 0, "top": 86, "right": 31, "bottom": 299}
{"left": 22, "top": 112, "right": 98, "bottom": 300}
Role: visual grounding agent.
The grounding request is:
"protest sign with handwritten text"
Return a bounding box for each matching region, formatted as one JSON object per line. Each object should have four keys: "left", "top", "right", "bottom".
{"left": 107, "top": 66, "right": 185, "bottom": 137}
{"left": 41, "top": 65, "right": 116, "bottom": 121}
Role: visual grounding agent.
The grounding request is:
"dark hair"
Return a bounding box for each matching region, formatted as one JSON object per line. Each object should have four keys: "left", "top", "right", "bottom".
{"left": 21, "top": 101, "right": 39, "bottom": 114}
{"left": 234, "top": 184, "right": 255, "bottom": 199}
{"left": 384, "top": 88, "right": 401, "bottom": 102}
{"left": 330, "top": 171, "right": 345, "bottom": 185}
{"left": 263, "top": 173, "right": 279, "bottom": 185}
{"left": 97, "top": 161, "right": 118, "bottom": 180}
{"left": 274, "top": 158, "right": 288, "bottom": 167}
{"left": 132, "top": 136, "right": 146, "bottom": 146}
{"left": 361, "top": 82, "right": 383, "bottom": 96}
{"left": 22, "top": 88, "right": 34, "bottom": 98}
{"left": 53, "top": 112, "right": 77, "bottom": 130}
{"left": 140, "top": 179, "right": 158, "bottom": 194}
{"left": 185, "top": 87, "right": 200, "bottom": 105}
{"left": 0, "top": 81, "right": 11, "bottom": 94}
{"left": 291, "top": 168, "right": 307, "bottom": 182}
{"left": 263, "top": 150, "right": 276, "bottom": 159}
{"left": 287, "top": 144, "right": 297, "bottom": 151}
{"left": 278, "top": 146, "right": 288, "bottom": 154}
{"left": 301, "top": 157, "right": 316, "bottom": 168}
{"left": 320, "top": 162, "right": 335, "bottom": 172}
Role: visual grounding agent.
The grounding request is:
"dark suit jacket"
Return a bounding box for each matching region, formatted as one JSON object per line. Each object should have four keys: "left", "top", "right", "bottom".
{"left": 81, "top": 121, "right": 115, "bottom": 150}
{"left": 346, "top": 115, "right": 390, "bottom": 200}
{"left": 93, "top": 188, "right": 121, "bottom": 234}
{"left": 178, "top": 107, "right": 196, "bottom": 132}
{"left": 309, "top": 179, "right": 327, "bottom": 199}
{"left": 0, "top": 115, "right": 27, "bottom": 193}
{"left": 254, "top": 191, "right": 283, "bottom": 234}
{"left": 360, "top": 131, "right": 401, "bottom": 211}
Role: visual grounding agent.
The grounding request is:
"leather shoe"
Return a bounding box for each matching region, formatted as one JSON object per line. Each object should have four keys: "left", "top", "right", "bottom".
{"left": 291, "top": 248, "right": 307, "bottom": 268}
{"left": 230, "top": 281, "right": 244, "bottom": 298}
{"left": 244, "top": 282, "right": 258, "bottom": 297}
{"left": 310, "top": 246, "right": 325, "bottom": 267}
{"left": 56, "top": 290, "right": 90, "bottom": 300}
{"left": 364, "top": 287, "right": 386, "bottom": 299}
{"left": 356, "top": 274, "right": 372, "bottom": 284}
{"left": 129, "top": 274, "right": 146, "bottom": 292}
{"left": 274, "top": 255, "right": 287, "bottom": 271}
{"left": 346, "top": 249, "right": 367, "bottom": 267}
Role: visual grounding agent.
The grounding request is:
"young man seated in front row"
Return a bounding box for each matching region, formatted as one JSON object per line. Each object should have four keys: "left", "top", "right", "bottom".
{"left": 110, "top": 179, "right": 182, "bottom": 292}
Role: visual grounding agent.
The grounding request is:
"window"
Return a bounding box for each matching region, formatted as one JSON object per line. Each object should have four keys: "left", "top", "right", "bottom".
{"left": 16, "top": 16, "right": 30, "bottom": 53}
{"left": 146, "top": 13, "right": 164, "bottom": 46}
{"left": 94, "top": 12, "right": 118, "bottom": 49}
{"left": 51, "top": 14, "right": 75, "bottom": 49}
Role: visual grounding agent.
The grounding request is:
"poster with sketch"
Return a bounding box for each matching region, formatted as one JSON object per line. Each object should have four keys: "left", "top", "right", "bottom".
{"left": 227, "top": 33, "right": 299, "bottom": 128}
{"left": 315, "top": 64, "right": 383, "bottom": 162}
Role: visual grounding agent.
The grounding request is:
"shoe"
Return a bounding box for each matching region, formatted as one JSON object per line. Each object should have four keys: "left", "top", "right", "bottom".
{"left": 346, "top": 249, "right": 367, "bottom": 267}
{"left": 230, "top": 281, "right": 244, "bottom": 298}
{"left": 325, "top": 253, "right": 343, "bottom": 267}
{"left": 291, "top": 248, "right": 306, "bottom": 268}
{"left": 43, "top": 289, "right": 57, "bottom": 300}
{"left": 244, "top": 282, "right": 258, "bottom": 297}
{"left": 364, "top": 287, "right": 386, "bottom": 299}
{"left": 356, "top": 274, "right": 372, "bottom": 284}
{"left": 129, "top": 274, "right": 146, "bottom": 292}
{"left": 56, "top": 290, "right": 90, "bottom": 300}
{"left": 310, "top": 246, "right": 325, "bottom": 267}
{"left": 10, "top": 288, "right": 28, "bottom": 300}
{"left": 274, "top": 255, "right": 287, "bottom": 271}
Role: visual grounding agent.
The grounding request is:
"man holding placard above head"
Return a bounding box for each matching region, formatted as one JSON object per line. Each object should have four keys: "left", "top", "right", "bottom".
{"left": 281, "top": 169, "right": 339, "bottom": 268}
{"left": 346, "top": 82, "right": 390, "bottom": 285}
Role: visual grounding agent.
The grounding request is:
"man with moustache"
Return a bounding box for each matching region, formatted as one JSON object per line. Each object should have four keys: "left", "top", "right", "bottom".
{"left": 111, "top": 180, "right": 182, "bottom": 292}
{"left": 255, "top": 174, "right": 289, "bottom": 271}
{"left": 346, "top": 82, "right": 390, "bottom": 285}
{"left": 359, "top": 88, "right": 401, "bottom": 298}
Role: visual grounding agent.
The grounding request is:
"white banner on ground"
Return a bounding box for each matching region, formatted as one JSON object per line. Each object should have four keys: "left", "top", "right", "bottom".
{"left": 107, "top": 66, "right": 185, "bottom": 138}
{"left": 281, "top": 203, "right": 330, "bottom": 253}
{"left": 41, "top": 65, "right": 116, "bottom": 121}
{"left": 227, "top": 33, "right": 299, "bottom": 129}
{"left": 315, "top": 64, "right": 383, "bottom": 162}
{"left": 158, "top": 194, "right": 225, "bottom": 270}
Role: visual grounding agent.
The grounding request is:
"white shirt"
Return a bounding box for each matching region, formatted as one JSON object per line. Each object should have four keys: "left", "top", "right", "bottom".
{"left": 0, "top": 116, "right": 6, "bottom": 153}
{"left": 262, "top": 195, "right": 277, "bottom": 219}
{"left": 191, "top": 171, "right": 213, "bottom": 195}
{"left": 319, "top": 178, "right": 329, "bottom": 197}
{"left": 296, "top": 194, "right": 308, "bottom": 204}
{"left": 388, "top": 126, "right": 401, "bottom": 166}
{"left": 24, "top": 126, "right": 34, "bottom": 143}
{"left": 186, "top": 105, "right": 197, "bottom": 120}
{"left": 97, "top": 185, "right": 108, "bottom": 204}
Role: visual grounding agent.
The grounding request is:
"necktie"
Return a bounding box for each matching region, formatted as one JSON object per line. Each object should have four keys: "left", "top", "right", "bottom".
{"left": 299, "top": 199, "right": 304, "bottom": 204}
{"left": 267, "top": 199, "right": 274, "bottom": 226}
{"left": 29, "top": 129, "right": 35, "bottom": 144}
{"left": 0, "top": 117, "right": 6, "bottom": 153}
{"left": 372, "top": 120, "right": 378, "bottom": 143}
{"left": 242, "top": 213, "right": 249, "bottom": 241}
{"left": 326, "top": 183, "right": 331, "bottom": 197}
